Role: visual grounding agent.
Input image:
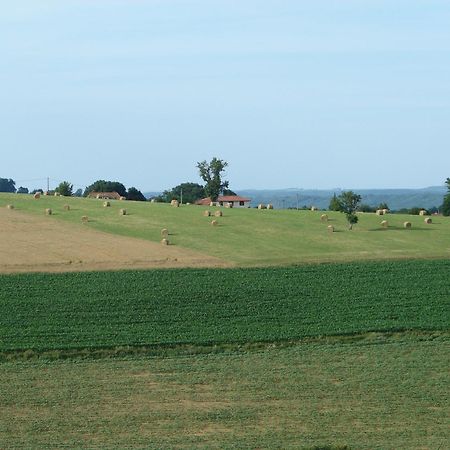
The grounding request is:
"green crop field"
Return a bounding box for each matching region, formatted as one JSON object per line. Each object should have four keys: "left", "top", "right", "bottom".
{"left": 1, "top": 192, "right": 450, "bottom": 266}
{"left": 1, "top": 260, "right": 449, "bottom": 355}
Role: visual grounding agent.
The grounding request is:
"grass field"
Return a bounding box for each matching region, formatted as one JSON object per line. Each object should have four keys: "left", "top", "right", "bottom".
{"left": 1, "top": 339, "right": 448, "bottom": 449}
{"left": 1, "top": 193, "right": 450, "bottom": 266}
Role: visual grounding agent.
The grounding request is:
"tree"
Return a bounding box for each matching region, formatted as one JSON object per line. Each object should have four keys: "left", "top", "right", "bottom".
{"left": 197, "top": 158, "right": 229, "bottom": 202}
{"left": 328, "top": 193, "right": 341, "bottom": 211}
{"left": 73, "top": 188, "right": 83, "bottom": 197}
{"left": 160, "top": 182, "right": 205, "bottom": 204}
{"left": 17, "top": 186, "right": 29, "bottom": 194}
{"left": 337, "top": 191, "right": 362, "bottom": 230}
{"left": 0, "top": 178, "right": 16, "bottom": 193}
{"left": 83, "top": 180, "right": 127, "bottom": 197}
{"left": 55, "top": 181, "right": 73, "bottom": 196}
{"left": 442, "top": 178, "right": 450, "bottom": 216}
{"left": 127, "top": 187, "right": 146, "bottom": 201}
{"left": 31, "top": 188, "right": 43, "bottom": 195}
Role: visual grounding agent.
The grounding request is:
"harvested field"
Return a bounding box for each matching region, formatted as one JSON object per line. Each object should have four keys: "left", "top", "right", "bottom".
{"left": 0, "top": 209, "right": 230, "bottom": 274}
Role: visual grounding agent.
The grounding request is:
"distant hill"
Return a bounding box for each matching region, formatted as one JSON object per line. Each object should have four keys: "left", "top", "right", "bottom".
{"left": 235, "top": 186, "right": 447, "bottom": 210}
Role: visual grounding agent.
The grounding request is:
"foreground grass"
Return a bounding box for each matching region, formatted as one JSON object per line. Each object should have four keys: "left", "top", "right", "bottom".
{"left": 1, "top": 260, "right": 449, "bottom": 353}
{"left": 1, "top": 338, "right": 448, "bottom": 449}
{"left": 1, "top": 193, "right": 450, "bottom": 266}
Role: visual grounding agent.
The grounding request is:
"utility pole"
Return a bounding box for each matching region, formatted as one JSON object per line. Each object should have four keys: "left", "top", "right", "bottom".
{"left": 180, "top": 187, "right": 183, "bottom": 205}
{"left": 47, "top": 177, "right": 50, "bottom": 193}
{"left": 296, "top": 193, "right": 299, "bottom": 210}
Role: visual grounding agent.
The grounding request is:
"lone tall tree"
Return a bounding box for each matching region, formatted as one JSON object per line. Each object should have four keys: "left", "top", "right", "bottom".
{"left": 197, "top": 157, "right": 229, "bottom": 202}
{"left": 337, "top": 191, "right": 362, "bottom": 230}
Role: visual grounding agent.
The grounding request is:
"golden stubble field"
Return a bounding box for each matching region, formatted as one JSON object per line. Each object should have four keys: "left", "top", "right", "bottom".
{"left": 0, "top": 208, "right": 231, "bottom": 273}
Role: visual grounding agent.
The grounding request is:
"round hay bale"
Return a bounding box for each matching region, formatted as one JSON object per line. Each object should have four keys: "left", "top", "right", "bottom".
{"left": 209, "top": 202, "right": 215, "bottom": 207}
{"left": 320, "top": 214, "right": 328, "bottom": 222}
{"left": 327, "top": 225, "right": 334, "bottom": 232}
{"left": 161, "top": 238, "right": 169, "bottom": 246}
{"left": 311, "top": 206, "right": 318, "bottom": 211}
{"left": 44, "top": 191, "right": 49, "bottom": 196}
{"left": 376, "top": 209, "right": 383, "bottom": 215}
{"left": 211, "top": 220, "right": 218, "bottom": 226}
{"left": 424, "top": 217, "right": 432, "bottom": 224}
{"left": 119, "top": 196, "right": 127, "bottom": 201}
{"left": 214, "top": 210, "right": 223, "bottom": 217}
{"left": 224, "top": 202, "right": 233, "bottom": 208}
{"left": 63, "top": 204, "right": 70, "bottom": 211}
{"left": 103, "top": 201, "right": 110, "bottom": 207}
{"left": 119, "top": 208, "right": 127, "bottom": 216}
{"left": 96, "top": 194, "right": 101, "bottom": 199}
{"left": 45, "top": 208, "right": 52, "bottom": 215}
{"left": 267, "top": 204, "right": 274, "bottom": 209}
{"left": 6, "top": 204, "right": 14, "bottom": 210}
{"left": 81, "top": 215, "right": 89, "bottom": 223}
{"left": 54, "top": 192, "right": 59, "bottom": 197}
{"left": 170, "top": 199, "right": 179, "bottom": 207}
{"left": 203, "top": 210, "right": 211, "bottom": 217}
{"left": 33, "top": 193, "right": 41, "bottom": 199}
{"left": 419, "top": 210, "right": 427, "bottom": 216}
{"left": 381, "top": 220, "right": 388, "bottom": 228}
{"left": 258, "top": 204, "right": 265, "bottom": 210}
{"left": 161, "top": 228, "right": 169, "bottom": 238}
{"left": 382, "top": 209, "right": 389, "bottom": 215}
{"left": 403, "top": 221, "right": 412, "bottom": 229}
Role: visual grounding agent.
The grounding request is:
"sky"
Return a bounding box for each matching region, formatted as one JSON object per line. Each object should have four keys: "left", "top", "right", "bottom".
{"left": 1, "top": 0, "right": 450, "bottom": 193}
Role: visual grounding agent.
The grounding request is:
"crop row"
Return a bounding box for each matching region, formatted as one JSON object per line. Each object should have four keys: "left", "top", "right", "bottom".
{"left": 0, "top": 260, "right": 449, "bottom": 352}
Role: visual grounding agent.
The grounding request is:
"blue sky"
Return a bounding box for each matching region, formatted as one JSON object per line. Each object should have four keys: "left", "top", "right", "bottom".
{"left": 1, "top": 0, "right": 450, "bottom": 192}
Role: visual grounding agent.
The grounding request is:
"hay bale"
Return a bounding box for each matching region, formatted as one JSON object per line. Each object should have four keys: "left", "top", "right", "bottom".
{"left": 267, "top": 204, "right": 274, "bottom": 209}
{"left": 103, "top": 201, "right": 111, "bottom": 207}
{"left": 161, "top": 228, "right": 169, "bottom": 238}
{"left": 81, "top": 215, "right": 89, "bottom": 223}
{"left": 119, "top": 196, "right": 127, "bottom": 201}
{"left": 44, "top": 191, "right": 49, "bottom": 196}
{"left": 311, "top": 206, "right": 318, "bottom": 211}
{"left": 376, "top": 209, "right": 383, "bottom": 215}
{"left": 6, "top": 204, "right": 14, "bottom": 210}
{"left": 209, "top": 202, "right": 215, "bottom": 207}
{"left": 203, "top": 210, "right": 211, "bottom": 217}
{"left": 424, "top": 217, "right": 432, "bottom": 224}
{"left": 419, "top": 210, "right": 427, "bottom": 216}
{"left": 54, "top": 192, "right": 59, "bottom": 197}
{"left": 45, "top": 208, "right": 52, "bottom": 215}
{"left": 119, "top": 208, "right": 127, "bottom": 215}
{"left": 63, "top": 204, "right": 70, "bottom": 211}
{"left": 320, "top": 214, "right": 328, "bottom": 222}
{"left": 214, "top": 210, "right": 223, "bottom": 217}
{"left": 171, "top": 199, "right": 179, "bottom": 207}
{"left": 258, "top": 204, "right": 266, "bottom": 210}
{"left": 224, "top": 202, "right": 233, "bottom": 208}
{"left": 327, "top": 225, "right": 334, "bottom": 232}
{"left": 211, "top": 220, "right": 218, "bottom": 226}
{"left": 403, "top": 221, "right": 412, "bottom": 229}
{"left": 382, "top": 209, "right": 389, "bottom": 215}
{"left": 381, "top": 220, "right": 388, "bottom": 228}
{"left": 33, "top": 193, "right": 41, "bottom": 199}
{"left": 161, "top": 238, "right": 169, "bottom": 246}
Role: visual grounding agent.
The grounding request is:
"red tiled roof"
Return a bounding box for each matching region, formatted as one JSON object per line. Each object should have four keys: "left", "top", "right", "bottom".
{"left": 195, "top": 196, "right": 251, "bottom": 205}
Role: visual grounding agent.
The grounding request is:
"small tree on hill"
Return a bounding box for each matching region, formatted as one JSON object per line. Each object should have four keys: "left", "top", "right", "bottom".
{"left": 127, "top": 187, "right": 146, "bottom": 201}
{"left": 329, "top": 193, "right": 341, "bottom": 211}
{"left": 442, "top": 178, "right": 450, "bottom": 216}
{"left": 0, "top": 178, "right": 16, "bottom": 193}
{"left": 83, "top": 180, "right": 127, "bottom": 197}
{"left": 337, "top": 191, "right": 362, "bottom": 230}
{"left": 197, "top": 158, "right": 229, "bottom": 202}
{"left": 55, "top": 181, "right": 73, "bottom": 196}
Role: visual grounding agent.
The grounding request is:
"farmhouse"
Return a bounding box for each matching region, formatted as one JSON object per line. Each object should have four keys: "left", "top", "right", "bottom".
{"left": 88, "top": 191, "right": 122, "bottom": 200}
{"left": 196, "top": 195, "right": 251, "bottom": 208}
